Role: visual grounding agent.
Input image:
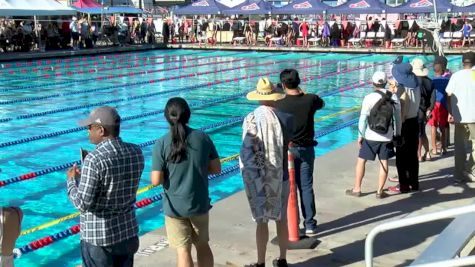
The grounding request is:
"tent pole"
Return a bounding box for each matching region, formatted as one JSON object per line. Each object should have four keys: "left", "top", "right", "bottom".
{"left": 219, "top": 15, "right": 222, "bottom": 45}
{"left": 34, "top": 15, "right": 41, "bottom": 52}
{"left": 433, "top": 0, "right": 439, "bottom": 24}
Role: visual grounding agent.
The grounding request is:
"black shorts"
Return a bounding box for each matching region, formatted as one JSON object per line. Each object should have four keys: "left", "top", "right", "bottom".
{"left": 72, "top": 32, "right": 80, "bottom": 41}
{"left": 358, "top": 139, "right": 394, "bottom": 161}
{"left": 418, "top": 118, "right": 427, "bottom": 138}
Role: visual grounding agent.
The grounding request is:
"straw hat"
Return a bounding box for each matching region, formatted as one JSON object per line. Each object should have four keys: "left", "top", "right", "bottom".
{"left": 410, "top": 58, "right": 429, "bottom": 77}
{"left": 246, "top": 78, "right": 286, "bottom": 101}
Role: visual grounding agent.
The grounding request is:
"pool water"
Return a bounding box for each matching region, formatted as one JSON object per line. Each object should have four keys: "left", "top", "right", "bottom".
{"left": 0, "top": 50, "right": 461, "bottom": 267}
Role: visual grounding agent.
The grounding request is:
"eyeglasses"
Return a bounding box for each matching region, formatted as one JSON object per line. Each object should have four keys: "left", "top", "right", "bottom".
{"left": 87, "top": 124, "right": 102, "bottom": 130}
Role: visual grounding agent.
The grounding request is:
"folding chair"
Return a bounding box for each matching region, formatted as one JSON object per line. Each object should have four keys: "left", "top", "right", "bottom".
{"left": 232, "top": 37, "right": 246, "bottom": 45}
{"left": 450, "top": 31, "right": 462, "bottom": 47}
{"left": 269, "top": 37, "right": 283, "bottom": 47}
{"left": 375, "top": 32, "right": 385, "bottom": 47}
{"left": 365, "top": 32, "right": 376, "bottom": 47}
{"left": 439, "top": 32, "right": 453, "bottom": 47}
{"left": 308, "top": 37, "right": 321, "bottom": 47}
{"left": 348, "top": 31, "right": 365, "bottom": 48}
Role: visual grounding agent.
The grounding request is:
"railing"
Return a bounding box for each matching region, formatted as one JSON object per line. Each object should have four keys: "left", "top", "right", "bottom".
{"left": 365, "top": 204, "right": 475, "bottom": 267}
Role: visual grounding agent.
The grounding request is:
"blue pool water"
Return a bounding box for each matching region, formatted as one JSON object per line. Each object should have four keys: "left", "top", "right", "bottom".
{"left": 0, "top": 50, "right": 461, "bottom": 267}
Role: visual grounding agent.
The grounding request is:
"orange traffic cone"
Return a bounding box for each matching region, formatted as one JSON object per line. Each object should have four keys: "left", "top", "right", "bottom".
{"left": 287, "top": 150, "right": 300, "bottom": 242}
{"left": 285, "top": 149, "right": 320, "bottom": 250}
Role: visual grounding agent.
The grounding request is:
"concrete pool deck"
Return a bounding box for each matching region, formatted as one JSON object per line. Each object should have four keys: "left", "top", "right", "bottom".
{"left": 134, "top": 139, "right": 475, "bottom": 267}
{"left": 169, "top": 43, "right": 473, "bottom": 55}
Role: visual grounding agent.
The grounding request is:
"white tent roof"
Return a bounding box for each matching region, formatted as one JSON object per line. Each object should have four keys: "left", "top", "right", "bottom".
{"left": 0, "top": 0, "right": 77, "bottom": 16}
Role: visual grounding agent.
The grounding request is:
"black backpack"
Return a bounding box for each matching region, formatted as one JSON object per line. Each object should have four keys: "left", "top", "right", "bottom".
{"left": 368, "top": 90, "right": 394, "bottom": 134}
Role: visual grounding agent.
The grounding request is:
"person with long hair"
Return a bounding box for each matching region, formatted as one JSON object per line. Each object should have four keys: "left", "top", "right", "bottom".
{"left": 151, "top": 97, "right": 221, "bottom": 267}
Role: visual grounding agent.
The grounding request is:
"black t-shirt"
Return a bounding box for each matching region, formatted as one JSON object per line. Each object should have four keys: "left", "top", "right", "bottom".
{"left": 274, "top": 93, "right": 325, "bottom": 147}
{"left": 223, "top": 22, "right": 231, "bottom": 31}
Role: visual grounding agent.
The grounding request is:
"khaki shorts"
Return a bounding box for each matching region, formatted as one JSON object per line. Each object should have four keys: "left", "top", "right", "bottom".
{"left": 165, "top": 213, "right": 209, "bottom": 248}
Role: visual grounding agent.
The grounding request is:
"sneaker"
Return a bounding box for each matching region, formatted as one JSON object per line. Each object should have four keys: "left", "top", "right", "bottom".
{"left": 305, "top": 227, "right": 318, "bottom": 235}
{"left": 388, "top": 185, "right": 409, "bottom": 195}
{"left": 272, "top": 258, "right": 288, "bottom": 267}
{"left": 245, "top": 263, "right": 265, "bottom": 267}
{"left": 464, "top": 171, "right": 475, "bottom": 182}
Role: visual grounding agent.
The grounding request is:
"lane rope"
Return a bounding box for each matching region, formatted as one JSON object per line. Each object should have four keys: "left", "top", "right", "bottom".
{"left": 0, "top": 61, "right": 388, "bottom": 149}
{"left": 0, "top": 57, "right": 373, "bottom": 123}
{"left": 0, "top": 55, "right": 317, "bottom": 105}
{"left": 0, "top": 51, "right": 205, "bottom": 79}
{"left": 0, "top": 60, "right": 390, "bottom": 187}
{"left": 0, "top": 54, "right": 250, "bottom": 92}
{"left": 19, "top": 153, "right": 241, "bottom": 236}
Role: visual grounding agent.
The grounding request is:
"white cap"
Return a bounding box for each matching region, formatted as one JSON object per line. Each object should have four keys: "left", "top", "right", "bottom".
{"left": 372, "top": 71, "right": 387, "bottom": 86}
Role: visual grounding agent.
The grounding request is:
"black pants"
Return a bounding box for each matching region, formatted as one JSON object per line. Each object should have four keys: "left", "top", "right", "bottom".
{"left": 396, "top": 117, "right": 419, "bottom": 192}
{"left": 81, "top": 237, "right": 139, "bottom": 267}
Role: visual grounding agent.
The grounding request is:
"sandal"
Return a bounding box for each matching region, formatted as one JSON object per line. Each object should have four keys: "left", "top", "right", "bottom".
{"left": 376, "top": 190, "right": 389, "bottom": 199}
{"left": 345, "top": 189, "right": 361, "bottom": 197}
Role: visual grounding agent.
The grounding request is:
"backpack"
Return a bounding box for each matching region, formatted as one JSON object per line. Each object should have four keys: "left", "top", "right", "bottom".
{"left": 368, "top": 90, "right": 394, "bottom": 135}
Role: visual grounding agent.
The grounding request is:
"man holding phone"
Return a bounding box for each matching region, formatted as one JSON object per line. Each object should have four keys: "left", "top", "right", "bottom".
{"left": 66, "top": 106, "right": 144, "bottom": 267}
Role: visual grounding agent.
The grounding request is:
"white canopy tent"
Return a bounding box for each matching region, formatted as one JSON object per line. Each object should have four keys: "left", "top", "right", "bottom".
{"left": 0, "top": 0, "right": 77, "bottom": 16}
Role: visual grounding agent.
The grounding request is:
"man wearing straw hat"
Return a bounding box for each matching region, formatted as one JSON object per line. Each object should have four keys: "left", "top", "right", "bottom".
{"left": 240, "top": 78, "right": 293, "bottom": 267}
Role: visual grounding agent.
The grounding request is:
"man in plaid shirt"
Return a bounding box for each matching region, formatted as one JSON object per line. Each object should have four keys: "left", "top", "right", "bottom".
{"left": 67, "top": 106, "right": 144, "bottom": 267}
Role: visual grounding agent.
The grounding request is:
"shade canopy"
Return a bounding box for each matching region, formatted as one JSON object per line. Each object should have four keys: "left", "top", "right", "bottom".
{"left": 329, "top": 0, "right": 388, "bottom": 14}
{"left": 274, "top": 0, "right": 329, "bottom": 14}
{"left": 222, "top": 0, "right": 273, "bottom": 15}
{"left": 452, "top": 3, "right": 475, "bottom": 12}
{"left": 73, "top": 0, "right": 101, "bottom": 8}
{"left": 175, "top": 0, "right": 227, "bottom": 15}
{"left": 74, "top": 6, "right": 143, "bottom": 14}
{"left": 0, "top": 0, "right": 77, "bottom": 16}
{"left": 386, "top": 0, "right": 455, "bottom": 13}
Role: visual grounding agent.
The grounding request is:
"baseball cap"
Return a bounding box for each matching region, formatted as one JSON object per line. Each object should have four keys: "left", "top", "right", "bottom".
{"left": 372, "top": 71, "right": 387, "bottom": 86}
{"left": 79, "top": 106, "right": 121, "bottom": 127}
{"left": 462, "top": 51, "right": 475, "bottom": 65}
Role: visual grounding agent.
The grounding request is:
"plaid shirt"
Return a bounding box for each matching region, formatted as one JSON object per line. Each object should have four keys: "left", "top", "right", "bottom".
{"left": 67, "top": 137, "right": 144, "bottom": 246}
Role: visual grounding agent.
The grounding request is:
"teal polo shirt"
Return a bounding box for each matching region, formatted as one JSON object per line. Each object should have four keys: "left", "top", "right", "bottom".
{"left": 152, "top": 127, "right": 219, "bottom": 218}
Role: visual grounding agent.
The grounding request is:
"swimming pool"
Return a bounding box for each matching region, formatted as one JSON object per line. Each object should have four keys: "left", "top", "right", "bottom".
{"left": 0, "top": 49, "right": 461, "bottom": 266}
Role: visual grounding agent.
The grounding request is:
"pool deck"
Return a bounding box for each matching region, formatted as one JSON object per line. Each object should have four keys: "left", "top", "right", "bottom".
{"left": 134, "top": 139, "right": 475, "bottom": 267}
{"left": 169, "top": 43, "right": 474, "bottom": 55}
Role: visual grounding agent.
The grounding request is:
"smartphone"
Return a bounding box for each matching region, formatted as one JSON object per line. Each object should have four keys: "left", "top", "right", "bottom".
{"left": 80, "top": 148, "right": 89, "bottom": 165}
